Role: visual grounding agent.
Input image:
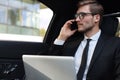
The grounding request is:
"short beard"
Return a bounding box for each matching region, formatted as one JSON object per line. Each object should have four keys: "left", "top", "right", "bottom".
{"left": 78, "top": 26, "right": 93, "bottom": 33}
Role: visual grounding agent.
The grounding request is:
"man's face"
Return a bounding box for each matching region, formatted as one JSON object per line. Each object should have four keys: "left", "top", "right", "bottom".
{"left": 75, "top": 5, "right": 96, "bottom": 33}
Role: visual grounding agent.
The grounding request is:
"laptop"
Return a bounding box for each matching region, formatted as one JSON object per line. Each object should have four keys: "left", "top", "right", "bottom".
{"left": 22, "top": 55, "right": 77, "bottom": 80}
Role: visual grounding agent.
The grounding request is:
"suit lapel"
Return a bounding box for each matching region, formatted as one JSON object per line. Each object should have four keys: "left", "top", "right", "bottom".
{"left": 88, "top": 33, "right": 107, "bottom": 73}
{"left": 63, "top": 33, "right": 84, "bottom": 56}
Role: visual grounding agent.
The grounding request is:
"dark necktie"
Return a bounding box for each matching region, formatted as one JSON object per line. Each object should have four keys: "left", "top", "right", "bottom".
{"left": 77, "top": 39, "right": 91, "bottom": 80}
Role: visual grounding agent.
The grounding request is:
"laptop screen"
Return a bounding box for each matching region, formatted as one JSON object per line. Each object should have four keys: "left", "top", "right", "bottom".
{"left": 22, "top": 55, "right": 76, "bottom": 80}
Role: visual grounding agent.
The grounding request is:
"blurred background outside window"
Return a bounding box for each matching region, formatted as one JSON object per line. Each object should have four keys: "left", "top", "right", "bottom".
{"left": 0, "top": 0, "right": 53, "bottom": 42}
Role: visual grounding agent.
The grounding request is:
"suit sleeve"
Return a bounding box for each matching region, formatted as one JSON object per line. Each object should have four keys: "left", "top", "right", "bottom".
{"left": 37, "top": 39, "right": 65, "bottom": 55}
{"left": 48, "top": 44, "right": 64, "bottom": 55}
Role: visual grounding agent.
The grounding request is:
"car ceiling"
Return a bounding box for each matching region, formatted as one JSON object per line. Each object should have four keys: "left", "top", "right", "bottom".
{"left": 39, "top": 0, "right": 120, "bottom": 15}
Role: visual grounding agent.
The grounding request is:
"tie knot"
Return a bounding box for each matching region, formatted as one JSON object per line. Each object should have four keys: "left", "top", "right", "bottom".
{"left": 87, "top": 39, "right": 91, "bottom": 43}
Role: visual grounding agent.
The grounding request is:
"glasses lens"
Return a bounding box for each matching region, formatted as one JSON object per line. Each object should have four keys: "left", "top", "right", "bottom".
{"left": 75, "top": 14, "right": 78, "bottom": 19}
{"left": 75, "top": 12, "right": 93, "bottom": 20}
{"left": 79, "top": 13, "right": 85, "bottom": 20}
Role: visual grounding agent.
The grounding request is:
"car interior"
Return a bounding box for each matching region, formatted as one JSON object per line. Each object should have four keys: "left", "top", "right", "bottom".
{"left": 0, "top": 0, "right": 120, "bottom": 80}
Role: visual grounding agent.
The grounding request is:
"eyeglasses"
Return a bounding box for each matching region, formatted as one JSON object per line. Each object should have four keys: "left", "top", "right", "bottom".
{"left": 75, "top": 12, "right": 96, "bottom": 20}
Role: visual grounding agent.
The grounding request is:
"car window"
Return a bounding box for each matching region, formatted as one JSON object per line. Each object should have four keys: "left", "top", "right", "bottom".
{"left": 0, "top": 0, "right": 53, "bottom": 42}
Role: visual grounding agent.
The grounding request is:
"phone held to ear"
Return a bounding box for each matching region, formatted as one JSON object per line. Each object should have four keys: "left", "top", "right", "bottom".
{"left": 70, "top": 21, "right": 78, "bottom": 30}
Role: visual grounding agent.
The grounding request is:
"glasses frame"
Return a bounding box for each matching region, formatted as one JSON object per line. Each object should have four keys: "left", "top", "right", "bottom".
{"left": 75, "top": 12, "right": 96, "bottom": 20}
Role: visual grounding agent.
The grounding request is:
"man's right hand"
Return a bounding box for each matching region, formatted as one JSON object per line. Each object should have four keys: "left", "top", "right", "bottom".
{"left": 57, "top": 19, "right": 77, "bottom": 41}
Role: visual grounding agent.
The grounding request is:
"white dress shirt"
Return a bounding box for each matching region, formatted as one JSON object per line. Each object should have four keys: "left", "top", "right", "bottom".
{"left": 54, "top": 30, "right": 101, "bottom": 80}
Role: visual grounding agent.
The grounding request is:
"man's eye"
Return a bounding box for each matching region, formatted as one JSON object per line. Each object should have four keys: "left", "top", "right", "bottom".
{"left": 81, "top": 13, "right": 86, "bottom": 16}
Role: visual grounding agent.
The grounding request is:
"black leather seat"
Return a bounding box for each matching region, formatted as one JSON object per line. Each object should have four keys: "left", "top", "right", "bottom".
{"left": 100, "top": 16, "right": 119, "bottom": 36}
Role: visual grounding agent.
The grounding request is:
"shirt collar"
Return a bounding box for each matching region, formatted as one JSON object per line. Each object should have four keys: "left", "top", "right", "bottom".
{"left": 84, "top": 30, "right": 101, "bottom": 41}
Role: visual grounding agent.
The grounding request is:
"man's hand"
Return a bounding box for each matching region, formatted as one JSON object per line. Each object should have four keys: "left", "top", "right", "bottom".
{"left": 57, "top": 19, "right": 77, "bottom": 41}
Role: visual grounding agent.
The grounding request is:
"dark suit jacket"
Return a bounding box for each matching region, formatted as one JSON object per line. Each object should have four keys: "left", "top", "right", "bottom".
{"left": 48, "top": 32, "right": 120, "bottom": 80}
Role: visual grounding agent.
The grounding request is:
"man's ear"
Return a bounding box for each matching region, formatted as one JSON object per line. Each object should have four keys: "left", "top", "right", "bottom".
{"left": 94, "top": 14, "right": 100, "bottom": 22}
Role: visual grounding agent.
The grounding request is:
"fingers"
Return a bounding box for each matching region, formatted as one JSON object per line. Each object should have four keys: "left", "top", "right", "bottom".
{"left": 57, "top": 19, "right": 77, "bottom": 41}
{"left": 72, "top": 29, "right": 77, "bottom": 33}
{"left": 63, "top": 19, "right": 76, "bottom": 30}
{"left": 66, "top": 19, "right": 75, "bottom": 25}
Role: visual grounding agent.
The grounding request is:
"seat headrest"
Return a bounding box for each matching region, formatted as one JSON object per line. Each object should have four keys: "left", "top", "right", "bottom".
{"left": 100, "top": 16, "right": 119, "bottom": 36}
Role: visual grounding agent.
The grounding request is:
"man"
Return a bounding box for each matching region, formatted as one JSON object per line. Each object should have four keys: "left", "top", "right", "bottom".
{"left": 48, "top": 0, "right": 120, "bottom": 80}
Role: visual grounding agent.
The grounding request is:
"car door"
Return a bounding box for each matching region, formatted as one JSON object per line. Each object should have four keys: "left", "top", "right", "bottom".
{"left": 0, "top": 0, "right": 53, "bottom": 79}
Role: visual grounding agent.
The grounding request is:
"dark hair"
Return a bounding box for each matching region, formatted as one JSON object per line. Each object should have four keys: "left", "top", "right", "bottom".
{"left": 77, "top": 0, "right": 104, "bottom": 19}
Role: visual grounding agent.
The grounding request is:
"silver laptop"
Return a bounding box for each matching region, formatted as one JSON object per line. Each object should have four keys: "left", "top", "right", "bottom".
{"left": 22, "top": 55, "right": 77, "bottom": 80}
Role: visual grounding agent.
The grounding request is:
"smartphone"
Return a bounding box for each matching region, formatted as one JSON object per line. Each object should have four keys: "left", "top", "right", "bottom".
{"left": 70, "top": 21, "right": 78, "bottom": 30}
